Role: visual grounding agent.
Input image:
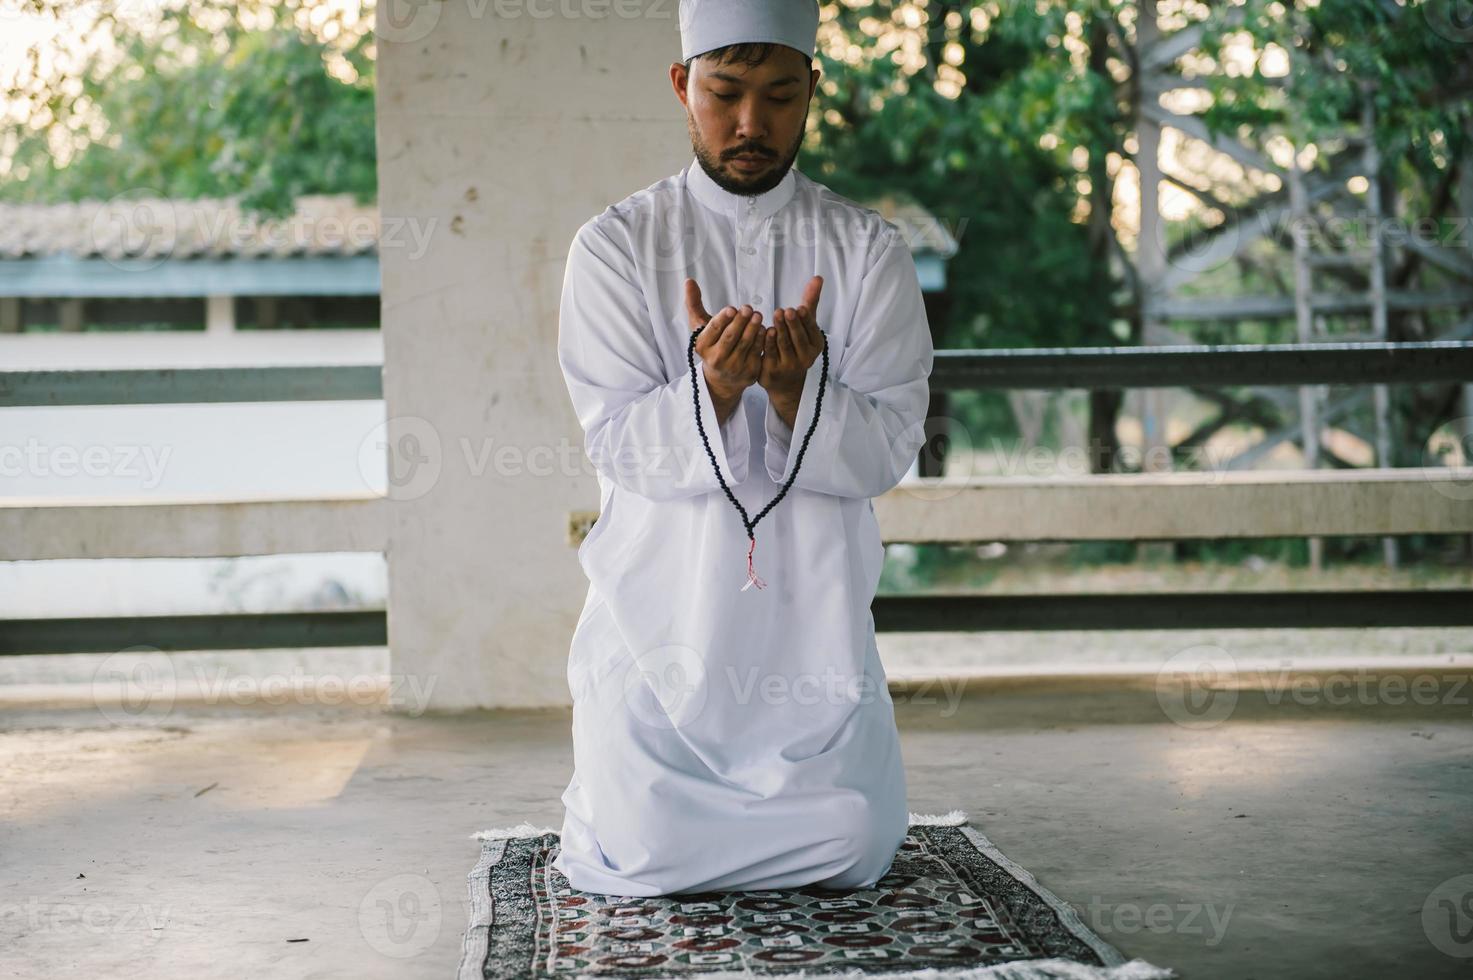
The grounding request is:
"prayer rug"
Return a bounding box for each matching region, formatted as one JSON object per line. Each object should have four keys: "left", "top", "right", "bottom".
{"left": 458, "top": 810, "right": 1176, "bottom": 980}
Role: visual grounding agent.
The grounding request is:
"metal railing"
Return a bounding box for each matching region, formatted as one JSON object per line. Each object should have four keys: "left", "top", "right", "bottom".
{"left": 1, "top": 339, "right": 1471, "bottom": 655}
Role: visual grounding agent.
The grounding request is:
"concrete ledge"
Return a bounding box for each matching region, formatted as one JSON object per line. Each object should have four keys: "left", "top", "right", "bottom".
{"left": 874, "top": 466, "right": 1473, "bottom": 541}
{"left": 0, "top": 492, "right": 389, "bottom": 560}
{"left": 887, "top": 655, "right": 1473, "bottom": 697}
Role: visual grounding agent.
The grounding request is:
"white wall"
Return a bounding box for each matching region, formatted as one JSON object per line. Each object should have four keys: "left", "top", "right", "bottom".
{"left": 375, "top": 0, "right": 689, "bottom": 708}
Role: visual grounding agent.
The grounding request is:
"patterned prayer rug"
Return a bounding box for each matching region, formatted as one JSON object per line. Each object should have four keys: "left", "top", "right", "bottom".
{"left": 458, "top": 810, "right": 1176, "bottom": 980}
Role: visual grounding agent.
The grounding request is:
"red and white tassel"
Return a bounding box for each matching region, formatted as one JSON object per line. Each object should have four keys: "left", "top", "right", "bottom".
{"left": 741, "top": 536, "right": 767, "bottom": 592}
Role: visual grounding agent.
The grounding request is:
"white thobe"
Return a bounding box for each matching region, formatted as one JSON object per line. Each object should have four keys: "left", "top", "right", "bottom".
{"left": 552, "top": 155, "right": 934, "bottom": 897}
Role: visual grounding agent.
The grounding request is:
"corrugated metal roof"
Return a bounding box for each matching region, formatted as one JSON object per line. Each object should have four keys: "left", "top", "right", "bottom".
{"left": 0, "top": 191, "right": 955, "bottom": 260}
{"left": 867, "top": 194, "right": 961, "bottom": 258}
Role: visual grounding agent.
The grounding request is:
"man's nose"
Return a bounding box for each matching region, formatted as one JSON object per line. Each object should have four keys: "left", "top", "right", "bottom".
{"left": 734, "top": 98, "right": 769, "bottom": 141}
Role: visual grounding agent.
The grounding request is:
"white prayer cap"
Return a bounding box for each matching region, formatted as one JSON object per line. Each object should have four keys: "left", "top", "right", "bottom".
{"left": 679, "top": 0, "right": 819, "bottom": 63}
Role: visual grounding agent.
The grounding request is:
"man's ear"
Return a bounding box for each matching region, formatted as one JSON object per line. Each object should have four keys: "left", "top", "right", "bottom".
{"left": 670, "top": 62, "right": 690, "bottom": 108}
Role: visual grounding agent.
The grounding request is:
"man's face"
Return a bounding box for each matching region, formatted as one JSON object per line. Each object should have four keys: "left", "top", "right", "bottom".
{"left": 671, "top": 46, "right": 819, "bottom": 196}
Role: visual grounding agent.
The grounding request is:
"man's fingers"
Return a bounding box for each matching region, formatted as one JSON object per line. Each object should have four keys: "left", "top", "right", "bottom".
{"left": 778, "top": 275, "right": 822, "bottom": 350}
{"left": 800, "top": 275, "right": 823, "bottom": 324}
{"left": 736, "top": 311, "right": 764, "bottom": 360}
{"left": 695, "top": 304, "right": 736, "bottom": 355}
{"left": 685, "top": 278, "right": 710, "bottom": 329}
{"left": 775, "top": 309, "right": 798, "bottom": 361}
{"left": 712, "top": 305, "right": 749, "bottom": 357}
{"left": 745, "top": 326, "right": 765, "bottom": 375}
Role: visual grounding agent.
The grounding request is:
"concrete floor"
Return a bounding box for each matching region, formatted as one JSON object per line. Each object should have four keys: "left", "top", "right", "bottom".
{"left": 3, "top": 673, "right": 1472, "bottom": 979}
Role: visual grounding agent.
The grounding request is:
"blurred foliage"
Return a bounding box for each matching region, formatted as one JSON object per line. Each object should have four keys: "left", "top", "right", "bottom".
{"left": 804, "top": 1, "right": 1124, "bottom": 356}
{"left": 0, "top": 0, "right": 375, "bottom": 214}
{"left": 1195, "top": 1, "right": 1471, "bottom": 165}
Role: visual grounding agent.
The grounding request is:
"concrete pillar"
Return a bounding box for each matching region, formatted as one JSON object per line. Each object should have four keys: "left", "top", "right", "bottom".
{"left": 206, "top": 294, "right": 236, "bottom": 334}
{"left": 59, "top": 298, "right": 83, "bottom": 332}
{"left": 0, "top": 296, "right": 19, "bottom": 333}
{"left": 375, "top": 0, "right": 686, "bottom": 709}
{"left": 256, "top": 297, "right": 278, "bottom": 330}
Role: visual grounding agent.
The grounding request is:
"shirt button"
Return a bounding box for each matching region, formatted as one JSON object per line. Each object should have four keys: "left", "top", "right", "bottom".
{"left": 743, "top": 246, "right": 756, "bottom": 255}
{"left": 752, "top": 295, "right": 763, "bottom": 304}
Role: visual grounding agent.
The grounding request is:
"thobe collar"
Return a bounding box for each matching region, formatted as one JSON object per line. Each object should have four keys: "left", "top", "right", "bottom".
{"left": 685, "top": 155, "right": 798, "bottom": 222}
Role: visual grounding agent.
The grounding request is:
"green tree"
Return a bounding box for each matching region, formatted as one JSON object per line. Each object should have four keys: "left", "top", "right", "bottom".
{"left": 1, "top": 0, "right": 375, "bottom": 216}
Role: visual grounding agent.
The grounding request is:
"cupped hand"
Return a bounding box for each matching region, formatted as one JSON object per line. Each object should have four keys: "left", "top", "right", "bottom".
{"left": 759, "top": 275, "right": 824, "bottom": 400}
{"left": 686, "top": 278, "right": 765, "bottom": 395}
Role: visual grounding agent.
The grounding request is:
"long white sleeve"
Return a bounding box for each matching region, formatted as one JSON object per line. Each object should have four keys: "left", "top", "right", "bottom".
{"left": 763, "top": 224, "right": 933, "bottom": 498}
{"left": 558, "top": 220, "right": 751, "bottom": 501}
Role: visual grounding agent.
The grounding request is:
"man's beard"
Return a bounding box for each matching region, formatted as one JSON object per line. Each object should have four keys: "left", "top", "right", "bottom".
{"left": 688, "top": 115, "right": 802, "bottom": 196}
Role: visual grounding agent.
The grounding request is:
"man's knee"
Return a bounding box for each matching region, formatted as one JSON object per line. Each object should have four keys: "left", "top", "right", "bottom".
{"left": 814, "top": 805, "right": 905, "bottom": 889}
